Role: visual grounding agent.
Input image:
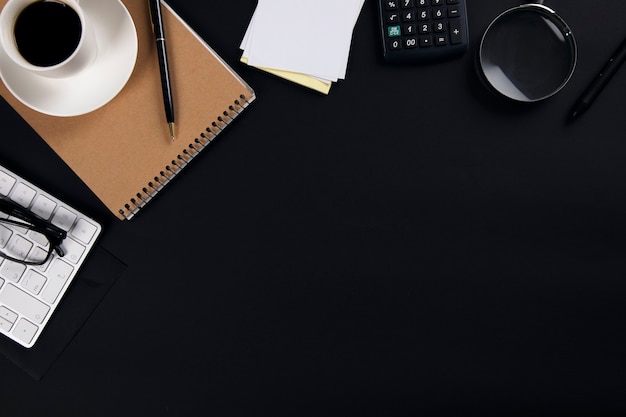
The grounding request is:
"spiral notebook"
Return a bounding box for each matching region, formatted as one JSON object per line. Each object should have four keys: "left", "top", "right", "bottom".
{"left": 0, "top": 0, "right": 255, "bottom": 220}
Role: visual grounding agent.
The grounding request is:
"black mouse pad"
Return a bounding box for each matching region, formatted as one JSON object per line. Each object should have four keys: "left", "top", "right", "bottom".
{"left": 0, "top": 245, "right": 126, "bottom": 380}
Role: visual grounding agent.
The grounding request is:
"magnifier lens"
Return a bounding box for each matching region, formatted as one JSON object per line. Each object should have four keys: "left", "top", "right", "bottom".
{"left": 479, "top": 6, "right": 576, "bottom": 102}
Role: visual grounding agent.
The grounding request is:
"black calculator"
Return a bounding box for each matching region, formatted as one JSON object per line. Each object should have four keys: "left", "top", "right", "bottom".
{"left": 377, "top": 0, "right": 469, "bottom": 63}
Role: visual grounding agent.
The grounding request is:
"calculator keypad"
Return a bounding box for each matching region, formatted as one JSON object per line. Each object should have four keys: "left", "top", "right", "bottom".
{"left": 379, "top": 0, "right": 468, "bottom": 62}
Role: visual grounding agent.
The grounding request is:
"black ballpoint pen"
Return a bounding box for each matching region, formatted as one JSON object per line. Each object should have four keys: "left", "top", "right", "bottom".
{"left": 568, "top": 35, "right": 626, "bottom": 121}
{"left": 149, "top": 0, "right": 175, "bottom": 141}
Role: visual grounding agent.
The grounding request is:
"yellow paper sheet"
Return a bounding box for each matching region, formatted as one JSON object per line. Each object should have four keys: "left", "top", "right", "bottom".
{"left": 240, "top": 57, "right": 331, "bottom": 95}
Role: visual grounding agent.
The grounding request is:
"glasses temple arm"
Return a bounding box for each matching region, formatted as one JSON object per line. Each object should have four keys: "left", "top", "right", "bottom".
{"left": 0, "top": 197, "right": 67, "bottom": 241}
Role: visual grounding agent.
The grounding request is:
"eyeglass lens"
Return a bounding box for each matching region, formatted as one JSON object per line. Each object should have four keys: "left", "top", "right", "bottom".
{"left": 0, "top": 219, "right": 53, "bottom": 265}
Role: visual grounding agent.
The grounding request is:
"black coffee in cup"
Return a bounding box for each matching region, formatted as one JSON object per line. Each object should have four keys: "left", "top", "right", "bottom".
{"left": 13, "top": 0, "right": 82, "bottom": 67}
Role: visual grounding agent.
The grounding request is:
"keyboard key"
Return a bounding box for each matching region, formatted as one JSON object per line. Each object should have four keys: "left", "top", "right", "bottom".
{"left": 0, "top": 284, "right": 50, "bottom": 324}
{"left": 13, "top": 318, "right": 38, "bottom": 345}
{"left": 0, "top": 224, "right": 13, "bottom": 247}
{"left": 0, "top": 316, "right": 13, "bottom": 332}
{"left": 60, "top": 237, "right": 86, "bottom": 264}
{"left": 28, "top": 229, "right": 48, "bottom": 247}
{"left": 0, "top": 305, "right": 17, "bottom": 323}
{"left": 51, "top": 206, "right": 77, "bottom": 231}
{"left": 7, "top": 234, "right": 33, "bottom": 260}
{"left": 31, "top": 195, "right": 57, "bottom": 220}
{"left": 22, "top": 270, "right": 47, "bottom": 295}
{"left": 0, "top": 260, "right": 26, "bottom": 282}
{"left": 11, "top": 183, "right": 36, "bottom": 207}
{"left": 0, "top": 171, "right": 16, "bottom": 196}
{"left": 71, "top": 218, "right": 98, "bottom": 244}
{"left": 41, "top": 259, "right": 73, "bottom": 304}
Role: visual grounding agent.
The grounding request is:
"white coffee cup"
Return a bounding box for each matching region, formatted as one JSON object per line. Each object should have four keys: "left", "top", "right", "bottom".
{"left": 0, "top": 0, "right": 97, "bottom": 78}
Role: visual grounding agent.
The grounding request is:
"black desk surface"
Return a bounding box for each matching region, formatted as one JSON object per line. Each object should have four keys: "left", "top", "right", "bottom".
{"left": 2, "top": 0, "right": 626, "bottom": 415}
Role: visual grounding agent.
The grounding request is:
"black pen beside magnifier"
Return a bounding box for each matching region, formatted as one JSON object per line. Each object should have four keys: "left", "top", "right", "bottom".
{"left": 477, "top": 1, "right": 577, "bottom": 103}
{"left": 568, "top": 35, "right": 626, "bottom": 120}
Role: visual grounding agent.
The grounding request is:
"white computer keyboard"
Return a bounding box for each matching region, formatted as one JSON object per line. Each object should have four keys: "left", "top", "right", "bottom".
{"left": 0, "top": 164, "right": 102, "bottom": 348}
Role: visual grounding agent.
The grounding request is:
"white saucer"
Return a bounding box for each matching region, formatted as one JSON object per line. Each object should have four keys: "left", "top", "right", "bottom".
{"left": 0, "top": 0, "right": 137, "bottom": 117}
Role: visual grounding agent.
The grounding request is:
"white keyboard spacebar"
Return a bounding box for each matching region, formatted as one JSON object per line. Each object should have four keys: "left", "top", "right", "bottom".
{"left": 0, "top": 284, "right": 50, "bottom": 324}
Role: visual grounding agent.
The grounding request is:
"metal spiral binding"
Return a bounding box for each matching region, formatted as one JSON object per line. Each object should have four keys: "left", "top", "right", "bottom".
{"left": 118, "top": 94, "right": 252, "bottom": 220}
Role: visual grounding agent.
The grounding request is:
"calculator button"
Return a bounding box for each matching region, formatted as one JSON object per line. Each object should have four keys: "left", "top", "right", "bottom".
{"left": 435, "top": 34, "right": 448, "bottom": 45}
{"left": 449, "top": 20, "right": 463, "bottom": 44}
{"left": 418, "top": 22, "right": 431, "bottom": 33}
{"left": 385, "top": 0, "right": 399, "bottom": 10}
{"left": 403, "top": 24, "right": 417, "bottom": 35}
{"left": 404, "top": 37, "right": 418, "bottom": 48}
{"left": 389, "top": 39, "right": 402, "bottom": 50}
{"left": 448, "top": 6, "right": 460, "bottom": 17}
{"left": 402, "top": 10, "right": 415, "bottom": 21}
{"left": 401, "top": 0, "right": 415, "bottom": 7}
{"left": 417, "top": 0, "right": 428, "bottom": 6}
{"left": 388, "top": 25, "right": 401, "bottom": 37}
{"left": 387, "top": 12, "right": 400, "bottom": 23}
{"left": 419, "top": 36, "right": 432, "bottom": 47}
{"left": 433, "top": 8, "right": 445, "bottom": 19}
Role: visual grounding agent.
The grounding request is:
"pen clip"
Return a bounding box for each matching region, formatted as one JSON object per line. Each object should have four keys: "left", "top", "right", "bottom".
{"left": 148, "top": 0, "right": 164, "bottom": 38}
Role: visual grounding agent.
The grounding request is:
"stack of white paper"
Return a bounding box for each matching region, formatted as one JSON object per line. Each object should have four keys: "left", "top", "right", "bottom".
{"left": 240, "top": 0, "right": 365, "bottom": 94}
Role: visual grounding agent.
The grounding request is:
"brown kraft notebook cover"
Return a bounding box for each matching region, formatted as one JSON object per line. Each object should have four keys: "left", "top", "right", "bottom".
{"left": 0, "top": 0, "right": 255, "bottom": 220}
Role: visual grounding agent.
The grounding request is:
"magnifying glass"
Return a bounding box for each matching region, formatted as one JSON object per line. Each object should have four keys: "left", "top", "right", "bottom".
{"left": 478, "top": 3, "right": 577, "bottom": 102}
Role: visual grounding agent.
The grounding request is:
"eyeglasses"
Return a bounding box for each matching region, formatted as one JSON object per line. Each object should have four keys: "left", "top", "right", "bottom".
{"left": 0, "top": 197, "right": 66, "bottom": 266}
